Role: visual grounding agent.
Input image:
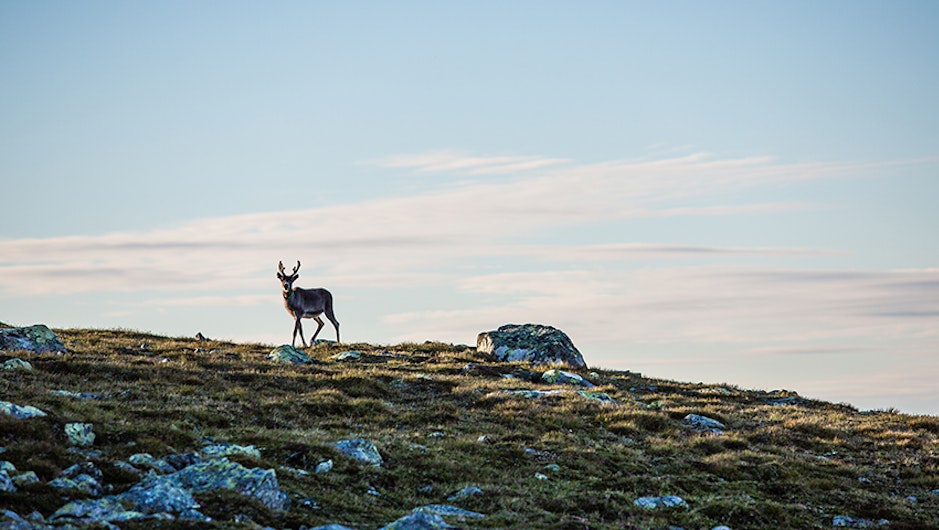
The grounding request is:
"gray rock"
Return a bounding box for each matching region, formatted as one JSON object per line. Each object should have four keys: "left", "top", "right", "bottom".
{"left": 335, "top": 438, "right": 383, "bottom": 467}
{"left": 541, "top": 369, "right": 595, "bottom": 387}
{"left": 380, "top": 512, "right": 457, "bottom": 530}
{"left": 12, "top": 471, "right": 39, "bottom": 487}
{"left": 201, "top": 443, "right": 261, "bottom": 459}
{"left": 65, "top": 422, "right": 95, "bottom": 446}
{"left": 682, "top": 414, "right": 726, "bottom": 433}
{"left": 576, "top": 391, "right": 618, "bottom": 405}
{"left": 0, "top": 324, "right": 67, "bottom": 354}
{"left": 50, "top": 498, "right": 144, "bottom": 523}
{"left": 0, "top": 510, "right": 33, "bottom": 530}
{"left": 170, "top": 457, "right": 290, "bottom": 511}
{"left": 51, "top": 389, "right": 106, "bottom": 399}
{"left": 0, "top": 471, "right": 15, "bottom": 493}
{"left": 119, "top": 476, "right": 201, "bottom": 514}
{"left": 413, "top": 504, "right": 485, "bottom": 519}
{"left": 0, "top": 401, "right": 47, "bottom": 419}
{"left": 832, "top": 516, "right": 890, "bottom": 528}
{"left": 315, "top": 459, "right": 334, "bottom": 473}
{"left": 308, "top": 526, "right": 357, "bottom": 530}
{"left": 128, "top": 453, "right": 176, "bottom": 474}
{"left": 634, "top": 495, "right": 688, "bottom": 509}
{"left": 50, "top": 474, "right": 104, "bottom": 496}
{"left": 477, "top": 324, "right": 586, "bottom": 368}
{"left": 334, "top": 350, "right": 362, "bottom": 362}
{"left": 447, "top": 485, "right": 483, "bottom": 501}
{"left": 0, "top": 461, "right": 14, "bottom": 473}
{"left": 1, "top": 358, "right": 32, "bottom": 371}
{"left": 268, "top": 345, "right": 313, "bottom": 364}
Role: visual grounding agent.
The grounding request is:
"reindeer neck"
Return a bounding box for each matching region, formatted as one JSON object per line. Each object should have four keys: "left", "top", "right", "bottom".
{"left": 283, "top": 289, "right": 294, "bottom": 301}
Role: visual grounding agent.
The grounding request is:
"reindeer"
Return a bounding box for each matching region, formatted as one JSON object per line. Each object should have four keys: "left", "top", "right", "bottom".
{"left": 276, "top": 260, "right": 340, "bottom": 347}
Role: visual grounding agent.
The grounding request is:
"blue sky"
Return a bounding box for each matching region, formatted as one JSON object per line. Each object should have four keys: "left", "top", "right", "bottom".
{"left": 2, "top": 1, "right": 937, "bottom": 414}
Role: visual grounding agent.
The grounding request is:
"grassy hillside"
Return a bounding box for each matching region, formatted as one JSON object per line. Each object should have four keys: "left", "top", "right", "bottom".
{"left": 1, "top": 328, "right": 938, "bottom": 529}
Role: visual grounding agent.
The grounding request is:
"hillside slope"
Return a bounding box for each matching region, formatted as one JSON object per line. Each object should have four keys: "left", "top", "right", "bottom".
{"left": 1, "top": 328, "right": 937, "bottom": 529}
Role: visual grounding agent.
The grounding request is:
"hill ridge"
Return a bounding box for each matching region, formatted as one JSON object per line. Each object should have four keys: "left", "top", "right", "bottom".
{"left": 0, "top": 327, "right": 937, "bottom": 529}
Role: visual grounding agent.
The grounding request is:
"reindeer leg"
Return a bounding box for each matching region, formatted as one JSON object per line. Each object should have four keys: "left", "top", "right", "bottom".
{"left": 325, "top": 306, "right": 340, "bottom": 344}
{"left": 294, "top": 316, "right": 307, "bottom": 348}
{"left": 311, "top": 316, "right": 325, "bottom": 344}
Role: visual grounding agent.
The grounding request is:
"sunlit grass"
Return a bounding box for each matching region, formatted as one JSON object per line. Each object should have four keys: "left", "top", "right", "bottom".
{"left": 0, "top": 328, "right": 936, "bottom": 529}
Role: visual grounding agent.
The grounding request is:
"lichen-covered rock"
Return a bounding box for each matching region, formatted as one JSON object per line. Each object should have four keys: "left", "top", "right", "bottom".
{"left": 1, "top": 358, "right": 32, "bottom": 371}
{"left": 171, "top": 457, "right": 290, "bottom": 511}
{"left": 315, "top": 459, "right": 334, "bottom": 473}
{"left": 119, "top": 476, "right": 201, "bottom": 514}
{"left": 0, "top": 471, "right": 15, "bottom": 493}
{"left": 541, "top": 369, "right": 594, "bottom": 387}
{"left": 447, "top": 485, "right": 483, "bottom": 501}
{"left": 682, "top": 414, "right": 726, "bottom": 434}
{"left": 335, "top": 438, "right": 383, "bottom": 467}
{"left": 0, "top": 401, "right": 47, "bottom": 419}
{"left": 333, "top": 350, "right": 362, "bottom": 362}
{"left": 65, "top": 423, "right": 95, "bottom": 446}
{"left": 380, "top": 511, "right": 457, "bottom": 530}
{"left": 413, "top": 504, "right": 485, "bottom": 519}
{"left": 576, "top": 391, "right": 618, "bottom": 405}
{"left": 50, "top": 498, "right": 144, "bottom": 523}
{"left": 200, "top": 443, "right": 261, "bottom": 459}
{"left": 0, "top": 324, "right": 67, "bottom": 354}
{"left": 12, "top": 471, "right": 39, "bottom": 487}
{"left": 634, "top": 495, "right": 687, "bottom": 509}
{"left": 128, "top": 453, "right": 176, "bottom": 474}
{"left": 477, "top": 324, "right": 586, "bottom": 368}
{"left": 832, "top": 515, "right": 890, "bottom": 528}
{"left": 268, "top": 345, "right": 312, "bottom": 364}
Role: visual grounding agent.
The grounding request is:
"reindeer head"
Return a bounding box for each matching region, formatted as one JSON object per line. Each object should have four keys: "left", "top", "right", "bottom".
{"left": 277, "top": 260, "right": 301, "bottom": 293}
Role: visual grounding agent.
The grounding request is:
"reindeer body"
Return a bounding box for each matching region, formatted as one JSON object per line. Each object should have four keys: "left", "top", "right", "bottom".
{"left": 277, "top": 261, "right": 340, "bottom": 347}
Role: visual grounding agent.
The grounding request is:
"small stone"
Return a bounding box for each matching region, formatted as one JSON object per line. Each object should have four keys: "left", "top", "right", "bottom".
{"left": 13, "top": 471, "right": 39, "bottom": 487}
{"left": 65, "top": 423, "right": 95, "bottom": 446}
{"left": 0, "top": 461, "right": 14, "bottom": 473}
{"left": 128, "top": 453, "right": 176, "bottom": 474}
{"left": 541, "top": 369, "right": 594, "bottom": 387}
{"left": 544, "top": 463, "right": 561, "bottom": 473}
{"left": 268, "top": 345, "right": 313, "bottom": 364}
{"left": 577, "top": 391, "right": 618, "bottom": 405}
{"left": 0, "top": 401, "right": 47, "bottom": 419}
{"left": 534, "top": 472, "right": 549, "bottom": 481}
{"left": 335, "top": 439, "right": 383, "bottom": 467}
{"left": 0, "top": 472, "right": 15, "bottom": 493}
{"left": 682, "top": 414, "right": 726, "bottom": 433}
{"left": 832, "top": 516, "right": 890, "bottom": 528}
{"left": 334, "top": 350, "right": 362, "bottom": 362}
{"left": 380, "top": 511, "right": 457, "bottom": 530}
{"left": 413, "top": 505, "right": 485, "bottom": 519}
{"left": 50, "top": 498, "right": 144, "bottom": 523}
{"left": 119, "top": 475, "right": 201, "bottom": 514}
{"left": 1, "top": 358, "right": 32, "bottom": 371}
{"left": 447, "top": 485, "right": 483, "bottom": 501}
{"left": 200, "top": 443, "right": 261, "bottom": 459}
{"left": 315, "top": 459, "right": 334, "bottom": 473}
{"left": 634, "top": 495, "right": 688, "bottom": 509}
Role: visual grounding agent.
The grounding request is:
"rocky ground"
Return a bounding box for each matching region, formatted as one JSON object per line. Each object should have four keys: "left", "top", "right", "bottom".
{"left": 1, "top": 325, "right": 938, "bottom": 529}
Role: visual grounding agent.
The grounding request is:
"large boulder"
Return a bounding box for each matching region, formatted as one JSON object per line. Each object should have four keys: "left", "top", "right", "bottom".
{"left": 0, "top": 324, "right": 67, "bottom": 354}
{"left": 476, "top": 324, "right": 586, "bottom": 369}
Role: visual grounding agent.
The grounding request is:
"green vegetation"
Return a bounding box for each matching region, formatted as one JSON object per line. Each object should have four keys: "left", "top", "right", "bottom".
{"left": 1, "top": 328, "right": 938, "bottom": 529}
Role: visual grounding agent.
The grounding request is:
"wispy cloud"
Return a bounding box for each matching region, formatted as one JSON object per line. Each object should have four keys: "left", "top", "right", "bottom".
{"left": 365, "top": 150, "right": 573, "bottom": 175}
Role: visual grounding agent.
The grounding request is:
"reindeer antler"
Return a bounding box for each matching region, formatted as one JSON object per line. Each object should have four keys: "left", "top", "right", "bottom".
{"left": 292, "top": 261, "right": 301, "bottom": 275}
{"left": 278, "top": 261, "right": 286, "bottom": 274}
